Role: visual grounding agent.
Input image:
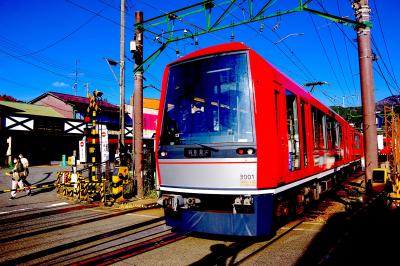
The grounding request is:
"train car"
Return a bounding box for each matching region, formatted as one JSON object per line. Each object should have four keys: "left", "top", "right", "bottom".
{"left": 156, "top": 42, "right": 363, "bottom": 237}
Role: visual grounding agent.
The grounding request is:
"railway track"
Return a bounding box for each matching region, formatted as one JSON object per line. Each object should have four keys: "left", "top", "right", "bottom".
{"left": 0, "top": 204, "right": 167, "bottom": 265}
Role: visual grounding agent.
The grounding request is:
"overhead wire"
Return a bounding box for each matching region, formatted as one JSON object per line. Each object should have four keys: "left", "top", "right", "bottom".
{"left": 371, "top": 0, "right": 399, "bottom": 91}
{"left": 67, "top": 0, "right": 172, "bottom": 99}
{"left": 375, "top": 59, "right": 396, "bottom": 96}
{"left": 0, "top": 36, "right": 116, "bottom": 83}
{"left": 371, "top": 37, "right": 400, "bottom": 94}
{"left": 224, "top": 1, "right": 316, "bottom": 84}
{"left": 0, "top": 48, "right": 76, "bottom": 81}
{"left": 232, "top": 0, "right": 318, "bottom": 82}
{"left": 15, "top": 7, "right": 106, "bottom": 57}
{"left": 0, "top": 75, "right": 44, "bottom": 92}
{"left": 316, "top": 0, "right": 355, "bottom": 106}
{"left": 65, "top": 0, "right": 133, "bottom": 33}
{"left": 135, "top": 0, "right": 228, "bottom": 43}
{"left": 309, "top": 13, "right": 346, "bottom": 99}
{"left": 317, "top": 0, "right": 398, "bottom": 101}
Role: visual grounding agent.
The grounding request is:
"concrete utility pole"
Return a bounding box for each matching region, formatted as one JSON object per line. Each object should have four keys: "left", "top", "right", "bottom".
{"left": 354, "top": 0, "right": 378, "bottom": 183}
{"left": 134, "top": 11, "right": 144, "bottom": 198}
{"left": 119, "top": 0, "right": 126, "bottom": 148}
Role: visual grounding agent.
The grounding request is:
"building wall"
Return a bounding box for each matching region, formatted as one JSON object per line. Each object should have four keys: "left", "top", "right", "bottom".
{"left": 125, "top": 105, "right": 158, "bottom": 139}
{"left": 34, "top": 96, "right": 73, "bottom": 118}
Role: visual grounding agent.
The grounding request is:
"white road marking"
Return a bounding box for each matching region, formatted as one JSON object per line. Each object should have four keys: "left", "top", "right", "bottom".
{"left": 0, "top": 202, "right": 69, "bottom": 214}
{"left": 45, "top": 202, "right": 69, "bottom": 208}
{"left": 0, "top": 208, "right": 32, "bottom": 214}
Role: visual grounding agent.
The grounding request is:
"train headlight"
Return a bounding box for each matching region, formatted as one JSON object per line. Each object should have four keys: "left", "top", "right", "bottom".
{"left": 236, "top": 148, "right": 256, "bottom": 155}
{"left": 247, "top": 148, "right": 254, "bottom": 155}
{"left": 160, "top": 151, "right": 168, "bottom": 157}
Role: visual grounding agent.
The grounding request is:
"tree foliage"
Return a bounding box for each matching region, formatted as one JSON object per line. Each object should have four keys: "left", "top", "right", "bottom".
{"left": 0, "top": 94, "right": 17, "bottom": 102}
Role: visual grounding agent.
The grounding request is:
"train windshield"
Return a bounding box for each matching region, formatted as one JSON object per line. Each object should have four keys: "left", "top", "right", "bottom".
{"left": 160, "top": 52, "right": 254, "bottom": 145}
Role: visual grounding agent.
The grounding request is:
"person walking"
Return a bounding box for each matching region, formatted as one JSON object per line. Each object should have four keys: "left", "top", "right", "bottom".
{"left": 8, "top": 157, "right": 31, "bottom": 200}
{"left": 19, "top": 154, "right": 31, "bottom": 188}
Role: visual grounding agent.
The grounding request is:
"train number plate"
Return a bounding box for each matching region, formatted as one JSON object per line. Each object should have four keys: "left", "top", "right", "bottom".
{"left": 184, "top": 148, "right": 211, "bottom": 158}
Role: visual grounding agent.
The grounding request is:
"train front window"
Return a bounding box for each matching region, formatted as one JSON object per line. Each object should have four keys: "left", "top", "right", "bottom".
{"left": 160, "top": 53, "right": 253, "bottom": 145}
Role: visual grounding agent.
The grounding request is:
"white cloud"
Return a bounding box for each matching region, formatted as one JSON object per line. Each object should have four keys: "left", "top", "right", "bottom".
{"left": 52, "top": 81, "right": 70, "bottom": 88}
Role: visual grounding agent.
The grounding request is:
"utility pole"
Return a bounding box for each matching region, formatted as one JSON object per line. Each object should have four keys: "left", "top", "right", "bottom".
{"left": 84, "top": 82, "right": 89, "bottom": 96}
{"left": 74, "top": 60, "right": 78, "bottom": 96}
{"left": 134, "top": 11, "right": 144, "bottom": 198}
{"left": 119, "top": 0, "right": 126, "bottom": 148}
{"left": 354, "top": 0, "right": 378, "bottom": 184}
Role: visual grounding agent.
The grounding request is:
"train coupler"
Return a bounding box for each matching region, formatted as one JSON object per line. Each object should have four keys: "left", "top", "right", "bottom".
{"left": 233, "top": 195, "right": 254, "bottom": 214}
{"left": 158, "top": 194, "right": 202, "bottom": 211}
{"left": 157, "top": 194, "right": 184, "bottom": 211}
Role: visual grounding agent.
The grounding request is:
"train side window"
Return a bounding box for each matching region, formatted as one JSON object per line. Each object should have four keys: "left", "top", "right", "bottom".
{"left": 327, "top": 116, "right": 333, "bottom": 149}
{"left": 286, "top": 90, "right": 300, "bottom": 171}
{"left": 335, "top": 122, "right": 343, "bottom": 160}
{"left": 312, "top": 107, "right": 326, "bottom": 149}
{"left": 312, "top": 106, "right": 327, "bottom": 166}
{"left": 354, "top": 134, "right": 360, "bottom": 149}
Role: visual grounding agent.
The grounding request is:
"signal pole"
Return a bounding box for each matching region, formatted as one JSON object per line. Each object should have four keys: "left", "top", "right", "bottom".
{"left": 119, "top": 0, "right": 126, "bottom": 147}
{"left": 134, "top": 11, "right": 144, "bottom": 198}
{"left": 354, "top": 0, "right": 378, "bottom": 184}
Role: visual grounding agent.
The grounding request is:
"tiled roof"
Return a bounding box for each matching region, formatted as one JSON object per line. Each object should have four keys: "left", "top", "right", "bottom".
{"left": 30, "top": 91, "right": 159, "bottom": 110}
{"left": 0, "top": 101, "right": 65, "bottom": 117}
{"left": 48, "top": 91, "right": 118, "bottom": 109}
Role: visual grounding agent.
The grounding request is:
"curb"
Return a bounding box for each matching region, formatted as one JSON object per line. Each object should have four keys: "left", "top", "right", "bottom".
{"left": 112, "top": 199, "right": 159, "bottom": 210}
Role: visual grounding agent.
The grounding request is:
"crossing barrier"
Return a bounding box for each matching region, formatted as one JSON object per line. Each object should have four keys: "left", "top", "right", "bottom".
{"left": 112, "top": 166, "right": 128, "bottom": 203}
{"left": 1, "top": 162, "right": 122, "bottom": 205}
{"left": 55, "top": 166, "right": 110, "bottom": 204}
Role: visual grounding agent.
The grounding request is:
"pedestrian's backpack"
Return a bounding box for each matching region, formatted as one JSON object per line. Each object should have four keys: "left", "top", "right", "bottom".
{"left": 22, "top": 158, "right": 29, "bottom": 168}
{"left": 16, "top": 162, "right": 24, "bottom": 173}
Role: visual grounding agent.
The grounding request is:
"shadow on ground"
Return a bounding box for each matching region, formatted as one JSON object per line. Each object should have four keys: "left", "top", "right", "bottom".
{"left": 296, "top": 195, "right": 399, "bottom": 265}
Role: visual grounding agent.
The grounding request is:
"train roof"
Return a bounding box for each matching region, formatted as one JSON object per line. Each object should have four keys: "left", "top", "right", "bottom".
{"left": 170, "top": 42, "right": 249, "bottom": 65}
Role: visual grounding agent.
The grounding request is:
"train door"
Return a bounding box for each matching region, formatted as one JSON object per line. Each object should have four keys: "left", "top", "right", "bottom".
{"left": 274, "top": 89, "right": 285, "bottom": 185}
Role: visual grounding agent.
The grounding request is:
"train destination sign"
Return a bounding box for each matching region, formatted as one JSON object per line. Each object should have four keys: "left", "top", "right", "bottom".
{"left": 184, "top": 148, "right": 211, "bottom": 158}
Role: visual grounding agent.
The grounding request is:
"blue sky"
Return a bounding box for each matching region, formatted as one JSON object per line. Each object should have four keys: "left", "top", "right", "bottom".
{"left": 0, "top": 0, "right": 397, "bottom": 108}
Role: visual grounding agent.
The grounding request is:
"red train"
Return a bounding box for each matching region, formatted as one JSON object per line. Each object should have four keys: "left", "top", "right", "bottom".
{"left": 156, "top": 42, "right": 363, "bottom": 236}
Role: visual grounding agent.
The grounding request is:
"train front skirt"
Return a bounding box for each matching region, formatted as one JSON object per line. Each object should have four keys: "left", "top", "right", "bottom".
{"left": 164, "top": 194, "right": 274, "bottom": 237}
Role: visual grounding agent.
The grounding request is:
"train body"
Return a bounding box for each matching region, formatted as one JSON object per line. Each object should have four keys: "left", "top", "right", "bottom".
{"left": 155, "top": 42, "right": 363, "bottom": 237}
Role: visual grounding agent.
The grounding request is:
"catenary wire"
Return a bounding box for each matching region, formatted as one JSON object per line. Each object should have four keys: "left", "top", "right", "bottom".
{"left": 371, "top": 0, "right": 399, "bottom": 90}
{"left": 309, "top": 14, "right": 346, "bottom": 96}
